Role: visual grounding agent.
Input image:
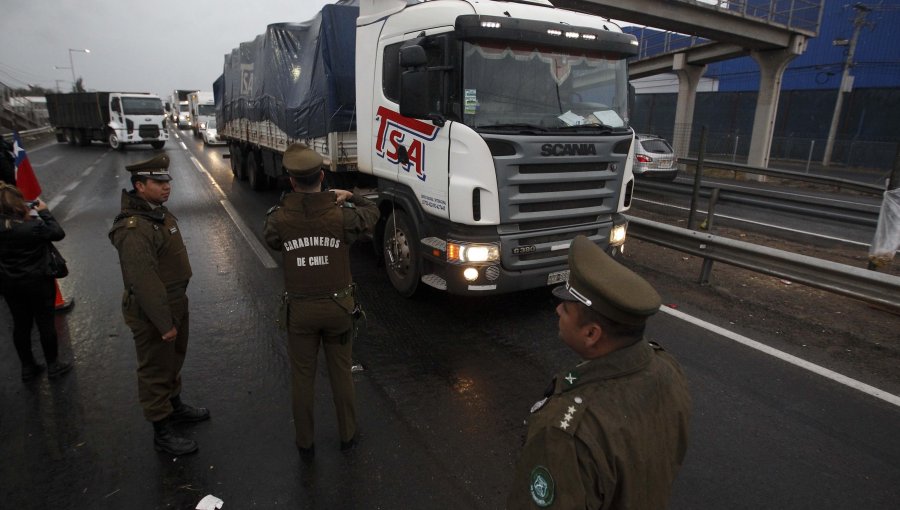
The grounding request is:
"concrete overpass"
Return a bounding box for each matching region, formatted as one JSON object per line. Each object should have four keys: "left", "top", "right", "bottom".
{"left": 551, "top": 0, "right": 823, "bottom": 168}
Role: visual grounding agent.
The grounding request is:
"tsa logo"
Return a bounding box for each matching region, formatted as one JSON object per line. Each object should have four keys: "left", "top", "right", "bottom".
{"left": 374, "top": 106, "right": 440, "bottom": 181}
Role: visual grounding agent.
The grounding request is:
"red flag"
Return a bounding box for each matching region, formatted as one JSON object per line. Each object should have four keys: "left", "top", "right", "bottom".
{"left": 12, "top": 131, "right": 42, "bottom": 200}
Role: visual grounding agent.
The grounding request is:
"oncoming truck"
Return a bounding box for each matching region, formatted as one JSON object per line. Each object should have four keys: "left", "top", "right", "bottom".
{"left": 172, "top": 89, "right": 197, "bottom": 128}
{"left": 45, "top": 92, "right": 168, "bottom": 150}
{"left": 219, "top": 0, "right": 639, "bottom": 297}
{"left": 188, "top": 91, "right": 216, "bottom": 137}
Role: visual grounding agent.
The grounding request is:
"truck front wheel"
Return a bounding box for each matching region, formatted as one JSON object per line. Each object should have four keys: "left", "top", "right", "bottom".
{"left": 151, "top": 141, "right": 165, "bottom": 149}
{"left": 383, "top": 210, "right": 420, "bottom": 297}
{"left": 108, "top": 132, "right": 124, "bottom": 151}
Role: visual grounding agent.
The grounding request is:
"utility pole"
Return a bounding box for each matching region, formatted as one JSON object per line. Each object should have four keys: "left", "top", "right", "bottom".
{"left": 822, "top": 3, "right": 870, "bottom": 167}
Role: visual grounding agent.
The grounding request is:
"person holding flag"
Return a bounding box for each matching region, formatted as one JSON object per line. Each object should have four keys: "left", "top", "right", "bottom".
{"left": 0, "top": 182, "right": 73, "bottom": 380}
{"left": 9, "top": 132, "right": 72, "bottom": 311}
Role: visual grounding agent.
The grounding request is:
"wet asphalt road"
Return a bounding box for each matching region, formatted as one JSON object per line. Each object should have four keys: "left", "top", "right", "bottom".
{"left": 1, "top": 130, "right": 898, "bottom": 509}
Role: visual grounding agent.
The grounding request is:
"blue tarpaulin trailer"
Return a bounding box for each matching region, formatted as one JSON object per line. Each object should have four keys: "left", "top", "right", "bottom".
{"left": 218, "top": 1, "right": 358, "bottom": 141}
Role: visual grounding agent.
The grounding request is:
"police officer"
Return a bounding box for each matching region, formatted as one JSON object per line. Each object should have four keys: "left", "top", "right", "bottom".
{"left": 263, "top": 143, "right": 378, "bottom": 459}
{"left": 508, "top": 235, "right": 692, "bottom": 509}
{"left": 109, "top": 154, "right": 209, "bottom": 456}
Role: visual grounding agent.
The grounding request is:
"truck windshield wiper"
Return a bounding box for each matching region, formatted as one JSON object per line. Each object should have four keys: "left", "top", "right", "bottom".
{"left": 477, "top": 123, "right": 548, "bottom": 133}
{"left": 555, "top": 124, "right": 616, "bottom": 134}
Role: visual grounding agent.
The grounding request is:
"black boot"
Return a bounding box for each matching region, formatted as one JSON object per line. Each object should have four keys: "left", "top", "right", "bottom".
{"left": 169, "top": 396, "right": 210, "bottom": 424}
{"left": 153, "top": 418, "right": 198, "bottom": 456}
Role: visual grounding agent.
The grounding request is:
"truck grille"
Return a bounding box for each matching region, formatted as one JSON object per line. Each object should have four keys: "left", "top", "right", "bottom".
{"left": 490, "top": 134, "right": 630, "bottom": 271}
{"left": 139, "top": 125, "right": 160, "bottom": 139}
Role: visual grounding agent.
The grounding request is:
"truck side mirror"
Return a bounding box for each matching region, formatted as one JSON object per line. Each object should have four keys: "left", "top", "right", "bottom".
{"left": 399, "top": 45, "right": 427, "bottom": 68}
{"left": 400, "top": 69, "right": 430, "bottom": 120}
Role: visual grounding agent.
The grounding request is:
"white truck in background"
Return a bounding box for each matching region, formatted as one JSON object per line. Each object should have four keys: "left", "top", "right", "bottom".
{"left": 45, "top": 92, "right": 168, "bottom": 150}
{"left": 188, "top": 91, "right": 216, "bottom": 137}
{"left": 172, "top": 89, "right": 196, "bottom": 128}
{"left": 220, "top": 0, "right": 639, "bottom": 297}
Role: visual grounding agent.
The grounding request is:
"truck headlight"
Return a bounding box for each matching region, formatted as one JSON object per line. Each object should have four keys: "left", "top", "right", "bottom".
{"left": 609, "top": 224, "right": 626, "bottom": 246}
{"left": 447, "top": 242, "right": 500, "bottom": 264}
{"left": 200, "top": 122, "right": 207, "bottom": 129}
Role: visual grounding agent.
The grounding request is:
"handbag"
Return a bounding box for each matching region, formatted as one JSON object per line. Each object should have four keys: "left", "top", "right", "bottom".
{"left": 47, "top": 243, "right": 69, "bottom": 279}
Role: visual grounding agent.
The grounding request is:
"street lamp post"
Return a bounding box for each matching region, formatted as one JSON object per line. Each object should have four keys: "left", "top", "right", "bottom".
{"left": 67, "top": 48, "right": 90, "bottom": 88}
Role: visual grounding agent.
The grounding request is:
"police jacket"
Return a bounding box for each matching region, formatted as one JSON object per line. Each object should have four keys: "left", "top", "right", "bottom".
{"left": 263, "top": 190, "right": 378, "bottom": 296}
{"left": 109, "top": 189, "right": 192, "bottom": 333}
{"left": 0, "top": 210, "right": 65, "bottom": 281}
{"left": 508, "top": 340, "right": 692, "bottom": 510}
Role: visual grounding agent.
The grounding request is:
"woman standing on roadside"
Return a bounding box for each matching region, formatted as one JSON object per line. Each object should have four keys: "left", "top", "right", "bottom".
{"left": 0, "top": 183, "right": 72, "bottom": 381}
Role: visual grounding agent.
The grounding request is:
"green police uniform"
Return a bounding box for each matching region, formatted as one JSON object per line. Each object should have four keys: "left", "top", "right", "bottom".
{"left": 109, "top": 155, "right": 193, "bottom": 423}
{"left": 263, "top": 144, "right": 379, "bottom": 450}
{"left": 508, "top": 236, "right": 692, "bottom": 509}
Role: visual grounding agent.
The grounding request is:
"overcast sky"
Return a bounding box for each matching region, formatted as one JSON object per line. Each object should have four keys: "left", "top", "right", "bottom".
{"left": 0, "top": 0, "right": 333, "bottom": 98}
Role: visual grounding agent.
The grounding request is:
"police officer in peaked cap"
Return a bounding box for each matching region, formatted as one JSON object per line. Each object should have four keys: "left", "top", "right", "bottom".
{"left": 109, "top": 153, "right": 210, "bottom": 456}
{"left": 264, "top": 143, "right": 379, "bottom": 459}
{"left": 507, "top": 235, "right": 692, "bottom": 509}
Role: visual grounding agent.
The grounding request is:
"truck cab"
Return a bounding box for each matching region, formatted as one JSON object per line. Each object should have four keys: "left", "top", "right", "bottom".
{"left": 357, "top": 0, "right": 637, "bottom": 295}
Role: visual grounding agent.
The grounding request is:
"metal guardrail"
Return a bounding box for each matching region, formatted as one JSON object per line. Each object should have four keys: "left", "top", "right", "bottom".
{"left": 626, "top": 215, "right": 900, "bottom": 312}
{"left": 1, "top": 126, "right": 54, "bottom": 142}
{"left": 636, "top": 178, "right": 880, "bottom": 226}
{"left": 680, "top": 157, "right": 884, "bottom": 195}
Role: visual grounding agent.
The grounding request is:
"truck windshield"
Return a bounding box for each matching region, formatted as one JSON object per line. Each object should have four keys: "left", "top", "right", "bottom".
{"left": 198, "top": 104, "right": 216, "bottom": 116}
{"left": 462, "top": 41, "right": 629, "bottom": 132}
{"left": 121, "top": 97, "right": 164, "bottom": 115}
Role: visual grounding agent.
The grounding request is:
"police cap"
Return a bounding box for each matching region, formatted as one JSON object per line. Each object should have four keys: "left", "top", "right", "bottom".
{"left": 552, "top": 235, "right": 661, "bottom": 325}
{"left": 126, "top": 154, "right": 171, "bottom": 181}
{"left": 282, "top": 143, "right": 323, "bottom": 178}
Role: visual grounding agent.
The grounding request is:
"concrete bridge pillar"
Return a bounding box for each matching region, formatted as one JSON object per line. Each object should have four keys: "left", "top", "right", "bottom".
{"left": 672, "top": 53, "right": 706, "bottom": 161}
{"left": 748, "top": 35, "right": 807, "bottom": 171}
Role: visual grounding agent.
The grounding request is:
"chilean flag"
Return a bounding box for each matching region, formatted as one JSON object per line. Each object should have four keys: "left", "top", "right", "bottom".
{"left": 12, "top": 131, "right": 42, "bottom": 200}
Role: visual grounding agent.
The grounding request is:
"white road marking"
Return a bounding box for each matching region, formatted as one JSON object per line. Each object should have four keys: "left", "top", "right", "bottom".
{"left": 633, "top": 197, "right": 871, "bottom": 248}
{"left": 659, "top": 305, "right": 900, "bottom": 407}
{"left": 220, "top": 200, "right": 278, "bottom": 269}
{"left": 190, "top": 156, "right": 277, "bottom": 269}
{"left": 179, "top": 141, "right": 187, "bottom": 150}
{"left": 81, "top": 165, "right": 94, "bottom": 178}
{"left": 33, "top": 156, "right": 60, "bottom": 167}
{"left": 47, "top": 195, "right": 66, "bottom": 210}
{"left": 62, "top": 180, "right": 81, "bottom": 193}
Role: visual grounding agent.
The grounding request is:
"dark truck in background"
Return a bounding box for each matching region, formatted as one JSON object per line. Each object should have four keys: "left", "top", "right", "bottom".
{"left": 45, "top": 92, "right": 168, "bottom": 150}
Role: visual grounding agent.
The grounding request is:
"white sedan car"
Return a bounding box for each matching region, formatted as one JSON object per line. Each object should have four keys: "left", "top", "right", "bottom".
{"left": 202, "top": 118, "right": 226, "bottom": 146}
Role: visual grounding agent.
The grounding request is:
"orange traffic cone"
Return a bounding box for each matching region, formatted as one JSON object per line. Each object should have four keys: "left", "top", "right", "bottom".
{"left": 54, "top": 279, "right": 74, "bottom": 312}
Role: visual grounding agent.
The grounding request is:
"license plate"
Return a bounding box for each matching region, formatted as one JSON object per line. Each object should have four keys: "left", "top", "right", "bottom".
{"left": 658, "top": 159, "right": 673, "bottom": 169}
{"left": 547, "top": 270, "right": 569, "bottom": 285}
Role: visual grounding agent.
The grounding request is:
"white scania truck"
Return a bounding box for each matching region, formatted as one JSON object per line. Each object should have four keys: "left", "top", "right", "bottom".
{"left": 45, "top": 92, "right": 168, "bottom": 150}
{"left": 218, "top": 0, "right": 639, "bottom": 296}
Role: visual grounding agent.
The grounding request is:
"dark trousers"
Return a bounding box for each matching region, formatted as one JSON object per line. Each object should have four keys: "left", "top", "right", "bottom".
{"left": 123, "top": 292, "right": 189, "bottom": 422}
{"left": 1, "top": 277, "right": 59, "bottom": 366}
{"left": 287, "top": 295, "right": 356, "bottom": 448}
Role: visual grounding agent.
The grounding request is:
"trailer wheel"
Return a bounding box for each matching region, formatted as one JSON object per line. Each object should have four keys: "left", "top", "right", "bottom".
{"left": 383, "top": 210, "right": 420, "bottom": 297}
{"left": 108, "top": 132, "right": 123, "bottom": 151}
{"left": 246, "top": 150, "right": 267, "bottom": 191}
{"left": 150, "top": 141, "right": 165, "bottom": 149}
{"left": 230, "top": 146, "right": 246, "bottom": 180}
{"left": 65, "top": 129, "right": 77, "bottom": 145}
{"left": 72, "top": 130, "right": 83, "bottom": 146}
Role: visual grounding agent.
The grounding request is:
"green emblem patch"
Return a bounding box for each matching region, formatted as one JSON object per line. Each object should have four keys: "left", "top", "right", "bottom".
{"left": 529, "top": 465, "right": 555, "bottom": 507}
